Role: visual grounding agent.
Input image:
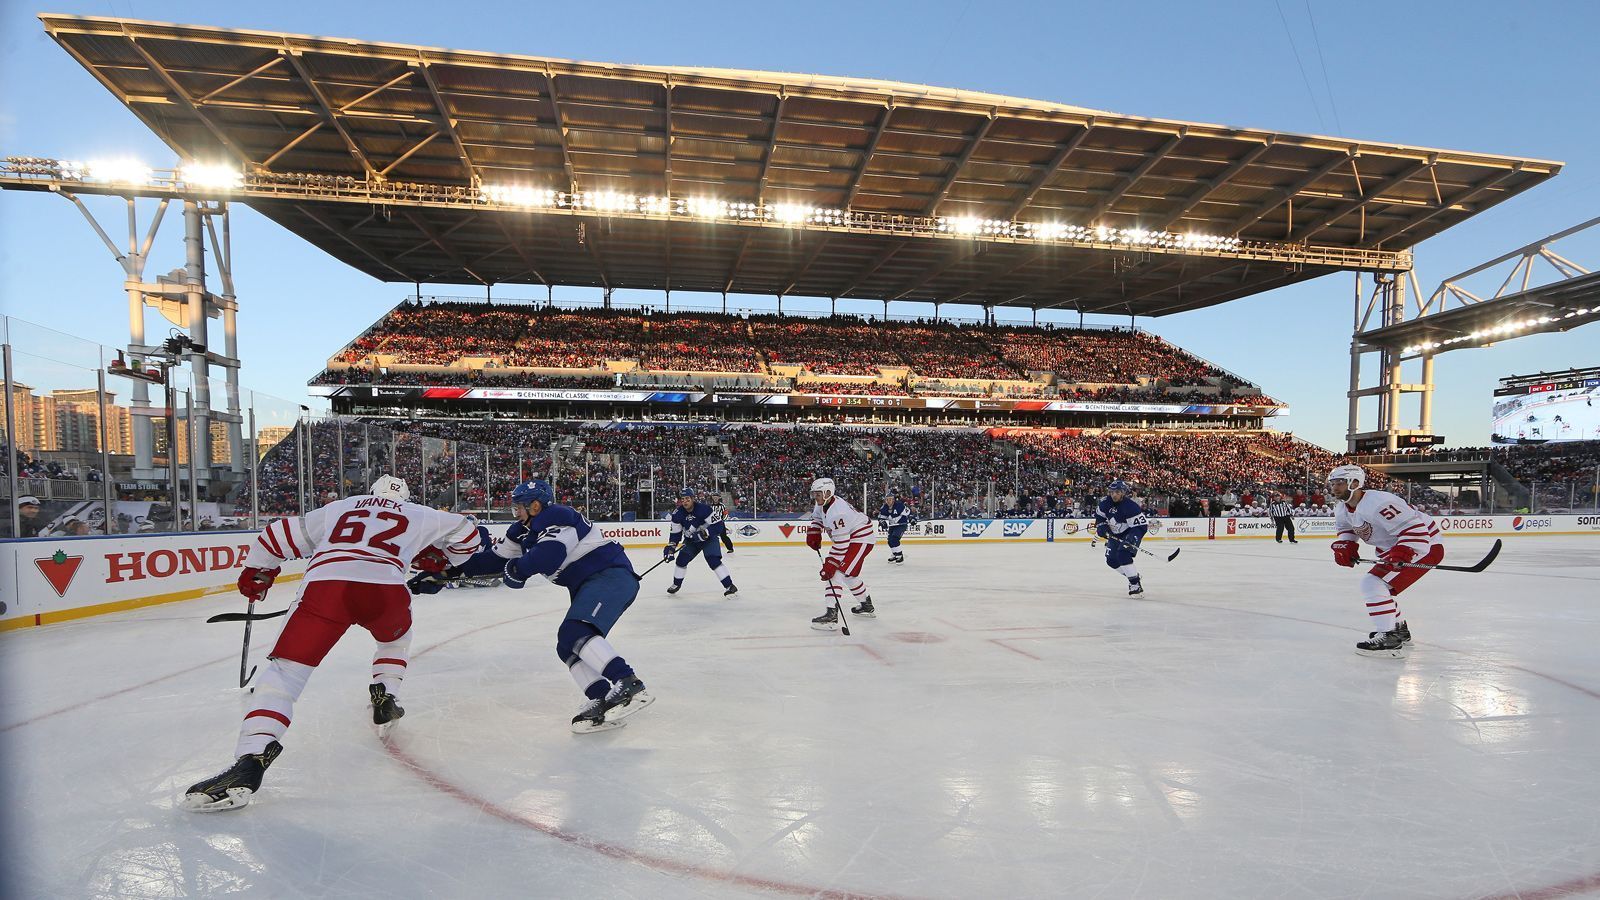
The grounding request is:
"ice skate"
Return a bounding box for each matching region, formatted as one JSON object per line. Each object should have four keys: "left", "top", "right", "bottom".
{"left": 850, "top": 597, "right": 876, "bottom": 618}
{"left": 600, "top": 675, "right": 654, "bottom": 723}
{"left": 1127, "top": 577, "right": 1144, "bottom": 597}
{"left": 1356, "top": 629, "right": 1407, "bottom": 658}
{"left": 889, "top": 552, "right": 904, "bottom": 565}
{"left": 182, "top": 741, "right": 283, "bottom": 812}
{"left": 723, "top": 582, "right": 739, "bottom": 597}
{"left": 571, "top": 696, "right": 624, "bottom": 734}
{"left": 811, "top": 606, "right": 841, "bottom": 631}
{"left": 1395, "top": 620, "right": 1412, "bottom": 644}
{"left": 666, "top": 580, "right": 682, "bottom": 595}
{"left": 369, "top": 683, "right": 404, "bottom": 736}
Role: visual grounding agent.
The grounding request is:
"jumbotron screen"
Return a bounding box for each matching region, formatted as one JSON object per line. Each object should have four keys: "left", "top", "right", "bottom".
{"left": 1492, "top": 369, "right": 1600, "bottom": 444}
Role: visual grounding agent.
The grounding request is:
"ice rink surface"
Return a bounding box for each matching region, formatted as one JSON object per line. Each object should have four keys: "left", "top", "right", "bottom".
{"left": 4, "top": 535, "right": 1599, "bottom": 899}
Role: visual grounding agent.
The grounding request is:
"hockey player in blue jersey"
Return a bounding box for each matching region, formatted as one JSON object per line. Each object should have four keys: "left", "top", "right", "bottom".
{"left": 877, "top": 491, "right": 916, "bottom": 564}
{"left": 664, "top": 488, "right": 738, "bottom": 596}
{"left": 452, "top": 480, "right": 654, "bottom": 733}
{"left": 1094, "top": 480, "right": 1148, "bottom": 596}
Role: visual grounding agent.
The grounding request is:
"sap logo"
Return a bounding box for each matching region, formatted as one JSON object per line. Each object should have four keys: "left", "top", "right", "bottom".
{"left": 1512, "top": 516, "right": 1552, "bottom": 530}
{"left": 1001, "top": 520, "right": 1030, "bottom": 537}
{"left": 737, "top": 524, "right": 760, "bottom": 537}
{"left": 961, "top": 520, "right": 991, "bottom": 537}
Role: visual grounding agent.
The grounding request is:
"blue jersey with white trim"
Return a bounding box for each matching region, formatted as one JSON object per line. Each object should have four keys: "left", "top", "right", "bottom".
{"left": 878, "top": 499, "right": 912, "bottom": 528}
{"left": 668, "top": 501, "right": 720, "bottom": 544}
{"left": 464, "top": 504, "right": 633, "bottom": 593}
{"left": 1094, "top": 496, "right": 1148, "bottom": 540}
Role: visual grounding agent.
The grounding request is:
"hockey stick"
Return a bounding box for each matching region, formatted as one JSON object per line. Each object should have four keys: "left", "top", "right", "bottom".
{"left": 1096, "top": 531, "right": 1180, "bottom": 563}
{"left": 635, "top": 556, "right": 673, "bottom": 581}
{"left": 816, "top": 548, "right": 850, "bottom": 636}
{"left": 238, "top": 585, "right": 269, "bottom": 688}
{"left": 1356, "top": 538, "right": 1501, "bottom": 573}
{"left": 207, "top": 609, "right": 287, "bottom": 624}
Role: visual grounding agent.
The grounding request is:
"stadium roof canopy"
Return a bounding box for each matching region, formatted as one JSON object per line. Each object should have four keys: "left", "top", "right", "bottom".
{"left": 30, "top": 15, "right": 1563, "bottom": 316}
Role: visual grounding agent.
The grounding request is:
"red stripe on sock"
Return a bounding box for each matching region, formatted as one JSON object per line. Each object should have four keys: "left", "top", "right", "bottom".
{"left": 245, "top": 708, "right": 290, "bottom": 728}
{"left": 373, "top": 658, "right": 408, "bottom": 668}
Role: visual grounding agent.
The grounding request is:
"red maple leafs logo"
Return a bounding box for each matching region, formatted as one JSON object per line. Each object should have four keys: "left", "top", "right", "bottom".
{"left": 35, "top": 550, "right": 85, "bottom": 598}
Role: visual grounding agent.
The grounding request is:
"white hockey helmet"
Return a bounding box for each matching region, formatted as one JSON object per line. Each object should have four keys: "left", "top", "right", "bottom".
{"left": 1326, "top": 464, "right": 1365, "bottom": 490}
{"left": 810, "top": 477, "right": 836, "bottom": 497}
{"left": 370, "top": 475, "right": 411, "bottom": 502}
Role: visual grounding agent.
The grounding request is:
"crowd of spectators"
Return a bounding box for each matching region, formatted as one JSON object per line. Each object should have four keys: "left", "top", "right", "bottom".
{"left": 325, "top": 304, "right": 1271, "bottom": 397}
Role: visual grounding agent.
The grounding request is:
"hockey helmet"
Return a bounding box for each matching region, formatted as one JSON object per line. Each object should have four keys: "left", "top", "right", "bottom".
{"left": 1107, "top": 479, "right": 1131, "bottom": 496}
{"left": 370, "top": 475, "right": 411, "bottom": 502}
{"left": 679, "top": 487, "right": 696, "bottom": 499}
{"left": 810, "top": 477, "right": 836, "bottom": 498}
{"left": 1326, "top": 464, "right": 1365, "bottom": 490}
{"left": 511, "top": 480, "right": 555, "bottom": 508}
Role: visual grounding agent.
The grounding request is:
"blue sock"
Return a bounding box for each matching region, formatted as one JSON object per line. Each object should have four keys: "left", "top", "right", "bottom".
{"left": 602, "top": 657, "right": 634, "bottom": 682}
{"left": 721, "top": 576, "right": 734, "bottom": 587}
{"left": 584, "top": 679, "right": 608, "bottom": 701}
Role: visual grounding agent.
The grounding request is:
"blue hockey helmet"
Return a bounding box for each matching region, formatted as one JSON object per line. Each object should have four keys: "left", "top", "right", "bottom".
{"left": 512, "top": 480, "right": 554, "bottom": 507}
{"left": 679, "top": 487, "right": 696, "bottom": 499}
{"left": 1107, "top": 479, "right": 1131, "bottom": 495}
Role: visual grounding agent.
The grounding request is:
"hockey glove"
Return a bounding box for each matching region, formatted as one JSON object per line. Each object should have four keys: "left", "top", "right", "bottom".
{"left": 502, "top": 559, "right": 528, "bottom": 590}
{"left": 1095, "top": 523, "right": 1110, "bottom": 540}
{"left": 663, "top": 543, "right": 678, "bottom": 560}
{"left": 805, "top": 526, "right": 822, "bottom": 552}
{"left": 1379, "top": 544, "right": 1418, "bottom": 566}
{"left": 504, "top": 520, "right": 530, "bottom": 545}
{"left": 694, "top": 526, "right": 712, "bottom": 543}
{"left": 237, "top": 565, "right": 279, "bottom": 601}
{"left": 413, "top": 546, "right": 449, "bottom": 574}
{"left": 407, "top": 571, "right": 446, "bottom": 595}
{"left": 819, "top": 557, "right": 841, "bottom": 581}
{"left": 1331, "top": 540, "right": 1359, "bottom": 568}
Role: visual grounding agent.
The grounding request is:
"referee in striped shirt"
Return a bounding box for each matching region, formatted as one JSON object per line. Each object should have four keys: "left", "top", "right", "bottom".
{"left": 1269, "top": 492, "right": 1297, "bottom": 544}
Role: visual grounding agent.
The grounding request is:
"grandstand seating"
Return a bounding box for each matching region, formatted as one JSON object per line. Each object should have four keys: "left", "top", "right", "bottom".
{"left": 316, "top": 302, "right": 1279, "bottom": 404}
{"left": 289, "top": 419, "right": 1441, "bottom": 518}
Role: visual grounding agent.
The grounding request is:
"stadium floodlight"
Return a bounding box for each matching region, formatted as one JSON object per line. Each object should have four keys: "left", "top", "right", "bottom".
{"left": 939, "top": 216, "right": 983, "bottom": 236}
{"left": 685, "top": 197, "right": 726, "bottom": 218}
{"left": 770, "top": 203, "right": 813, "bottom": 225}
{"left": 85, "top": 158, "right": 153, "bottom": 185}
{"left": 638, "top": 195, "right": 674, "bottom": 216}
{"left": 807, "top": 207, "right": 847, "bottom": 226}
{"left": 482, "top": 185, "right": 559, "bottom": 207}
{"left": 579, "top": 190, "right": 633, "bottom": 213}
{"left": 180, "top": 163, "right": 243, "bottom": 190}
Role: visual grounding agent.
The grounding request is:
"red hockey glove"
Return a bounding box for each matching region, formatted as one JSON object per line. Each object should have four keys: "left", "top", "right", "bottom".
{"left": 1331, "top": 540, "right": 1359, "bottom": 568}
{"left": 413, "top": 546, "right": 448, "bottom": 574}
{"left": 819, "top": 557, "right": 840, "bottom": 581}
{"left": 805, "top": 526, "right": 822, "bottom": 552}
{"left": 1380, "top": 544, "right": 1418, "bottom": 566}
{"left": 237, "top": 565, "right": 279, "bottom": 601}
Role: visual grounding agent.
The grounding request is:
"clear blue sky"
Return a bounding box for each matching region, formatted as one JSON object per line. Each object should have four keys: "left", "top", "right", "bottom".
{"left": 2, "top": 0, "right": 1597, "bottom": 449}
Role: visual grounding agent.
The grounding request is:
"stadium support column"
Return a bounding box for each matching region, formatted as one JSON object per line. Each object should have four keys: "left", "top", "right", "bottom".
{"left": 183, "top": 201, "right": 213, "bottom": 486}
{"left": 1383, "top": 273, "right": 1404, "bottom": 451}
{"left": 210, "top": 203, "right": 245, "bottom": 477}
{"left": 1420, "top": 353, "right": 1435, "bottom": 436}
{"left": 1346, "top": 274, "right": 1363, "bottom": 451}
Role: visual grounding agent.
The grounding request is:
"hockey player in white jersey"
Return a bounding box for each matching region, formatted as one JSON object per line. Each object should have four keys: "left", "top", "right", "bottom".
{"left": 1327, "top": 464, "right": 1442, "bottom": 658}
{"left": 805, "top": 478, "right": 877, "bottom": 630}
{"left": 182, "top": 476, "right": 481, "bottom": 811}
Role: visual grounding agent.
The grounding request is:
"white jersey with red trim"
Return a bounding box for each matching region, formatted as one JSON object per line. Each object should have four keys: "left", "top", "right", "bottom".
{"left": 1334, "top": 489, "right": 1440, "bottom": 554}
{"left": 250, "top": 495, "right": 481, "bottom": 586}
{"left": 808, "top": 496, "right": 876, "bottom": 557}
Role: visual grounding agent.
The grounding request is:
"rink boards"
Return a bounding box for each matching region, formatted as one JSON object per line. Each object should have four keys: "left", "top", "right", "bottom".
{"left": 2, "top": 514, "right": 1595, "bottom": 630}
